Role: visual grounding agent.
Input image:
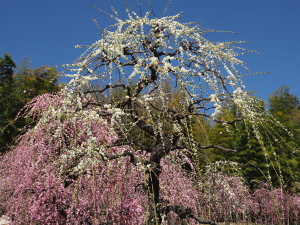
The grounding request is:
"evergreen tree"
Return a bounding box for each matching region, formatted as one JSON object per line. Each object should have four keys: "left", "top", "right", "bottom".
{"left": 207, "top": 89, "right": 300, "bottom": 190}
{"left": 0, "top": 53, "right": 16, "bottom": 85}
{"left": 207, "top": 106, "right": 269, "bottom": 187}
{"left": 268, "top": 86, "right": 300, "bottom": 189}
{"left": 0, "top": 54, "right": 17, "bottom": 152}
{"left": 0, "top": 56, "right": 61, "bottom": 153}
{"left": 269, "top": 85, "right": 299, "bottom": 115}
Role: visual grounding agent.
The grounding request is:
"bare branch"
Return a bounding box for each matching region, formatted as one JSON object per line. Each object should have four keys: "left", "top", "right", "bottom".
{"left": 197, "top": 144, "right": 237, "bottom": 153}
{"left": 104, "top": 150, "right": 138, "bottom": 165}
{"left": 163, "top": 205, "right": 219, "bottom": 225}
{"left": 84, "top": 84, "right": 127, "bottom": 95}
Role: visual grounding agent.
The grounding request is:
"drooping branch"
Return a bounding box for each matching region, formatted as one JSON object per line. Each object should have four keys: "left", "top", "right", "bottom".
{"left": 162, "top": 205, "right": 219, "bottom": 225}
{"left": 63, "top": 149, "right": 143, "bottom": 188}
{"left": 167, "top": 144, "right": 237, "bottom": 153}
{"left": 148, "top": 101, "right": 242, "bottom": 126}
{"left": 102, "top": 150, "right": 138, "bottom": 165}
{"left": 197, "top": 144, "right": 237, "bottom": 153}
{"left": 84, "top": 84, "right": 127, "bottom": 95}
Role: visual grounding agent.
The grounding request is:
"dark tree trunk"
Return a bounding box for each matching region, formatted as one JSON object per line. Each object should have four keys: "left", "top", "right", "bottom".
{"left": 147, "top": 145, "right": 165, "bottom": 224}
{"left": 148, "top": 166, "right": 162, "bottom": 224}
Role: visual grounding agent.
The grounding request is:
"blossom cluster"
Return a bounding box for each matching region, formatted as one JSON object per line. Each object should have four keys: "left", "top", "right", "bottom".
{"left": 197, "top": 162, "right": 300, "bottom": 224}
{"left": 63, "top": 10, "right": 255, "bottom": 122}
{"left": 0, "top": 93, "right": 201, "bottom": 224}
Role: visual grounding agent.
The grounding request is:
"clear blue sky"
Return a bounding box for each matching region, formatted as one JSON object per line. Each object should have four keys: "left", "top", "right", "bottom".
{"left": 1, "top": 0, "right": 300, "bottom": 101}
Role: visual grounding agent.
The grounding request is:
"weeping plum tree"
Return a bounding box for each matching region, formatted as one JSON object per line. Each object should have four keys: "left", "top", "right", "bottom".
{"left": 63, "top": 11, "right": 254, "bottom": 223}
{"left": 0, "top": 6, "right": 289, "bottom": 225}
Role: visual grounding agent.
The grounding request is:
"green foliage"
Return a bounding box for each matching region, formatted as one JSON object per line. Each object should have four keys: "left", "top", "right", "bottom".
{"left": 269, "top": 85, "right": 299, "bottom": 115}
{"left": 0, "top": 53, "right": 16, "bottom": 85}
{"left": 202, "top": 92, "right": 300, "bottom": 190}
{"left": 267, "top": 86, "right": 300, "bottom": 189}
{"left": 0, "top": 54, "right": 17, "bottom": 152}
{"left": 206, "top": 107, "right": 268, "bottom": 187}
{"left": 0, "top": 55, "right": 61, "bottom": 153}
{"left": 15, "top": 65, "right": 61, "bottom": 104}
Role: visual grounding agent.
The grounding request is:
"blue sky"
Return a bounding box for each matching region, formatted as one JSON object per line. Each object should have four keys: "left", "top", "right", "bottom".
{"left": 1, "top": 0, "right": 300, "bottom": 101}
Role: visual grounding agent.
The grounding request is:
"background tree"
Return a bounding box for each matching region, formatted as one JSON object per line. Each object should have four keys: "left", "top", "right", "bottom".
{"left": 0, "top": 55, "right": 61, "bottom": 153}
{"left": 0, "top": 53, "right": 16, "bottom": 84}
{"left": 208, "top": 104, "right": 275, "bottom": 188}
{"left": 268, "top": 86, "right": 300, "bottom": 189}
{"left": 0, "top": 54, "right": 17, "bottom": 152}
{"left": 206, "top": 88, "right": 300, "bottom": 190}
{"left": 269, "top": 85, "right": 299, "bottom": 115}
{"left": 15, "top": 65, "right": 61, "bottom": 104}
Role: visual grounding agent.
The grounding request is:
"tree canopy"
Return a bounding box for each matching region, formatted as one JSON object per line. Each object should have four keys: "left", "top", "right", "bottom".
{"left": 269, "top": 85, "right": 299, "bottom": 115}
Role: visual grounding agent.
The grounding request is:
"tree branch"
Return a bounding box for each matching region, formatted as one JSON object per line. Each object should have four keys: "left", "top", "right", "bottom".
{"left": 162, "top": 205, "right": 219, "bottom": 225}
{"left": 197, "top": 144, "right": 237, "bottom": 153}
